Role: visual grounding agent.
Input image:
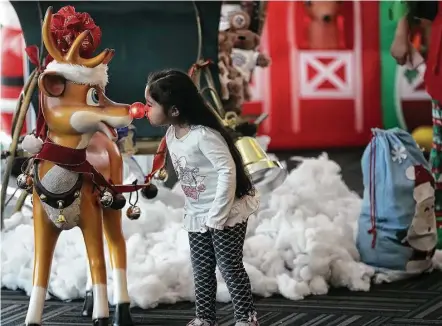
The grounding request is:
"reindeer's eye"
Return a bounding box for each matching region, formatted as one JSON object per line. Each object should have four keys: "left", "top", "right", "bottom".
{"left": 86, "top": 88, "right": 100, "bottom": 106}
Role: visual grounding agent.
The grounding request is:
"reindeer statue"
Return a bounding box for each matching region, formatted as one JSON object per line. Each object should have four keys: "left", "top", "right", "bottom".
{"left": 17, "top": 6, "right": 165, "bottom": 326}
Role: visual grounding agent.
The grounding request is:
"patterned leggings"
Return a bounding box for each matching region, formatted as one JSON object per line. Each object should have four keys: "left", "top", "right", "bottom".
{"left": 188, "top": 221, "right": 257, "bottom": 324}
{"left": 430, "top": 100, "right": 442, "bottom": 249}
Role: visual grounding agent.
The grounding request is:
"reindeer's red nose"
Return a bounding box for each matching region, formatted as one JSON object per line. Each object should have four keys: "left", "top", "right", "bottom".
{"left": 129, "top": 102, "right": 147, "bottom": 119}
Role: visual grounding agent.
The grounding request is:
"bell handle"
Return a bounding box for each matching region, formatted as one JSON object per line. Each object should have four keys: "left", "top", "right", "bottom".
{"left": 254, "top": 113, "right": 268, "bottom": 126}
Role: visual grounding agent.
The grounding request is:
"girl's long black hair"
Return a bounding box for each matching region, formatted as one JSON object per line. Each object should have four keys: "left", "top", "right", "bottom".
{"left": 147, "top": 69, "right": 254, "bottom": 199}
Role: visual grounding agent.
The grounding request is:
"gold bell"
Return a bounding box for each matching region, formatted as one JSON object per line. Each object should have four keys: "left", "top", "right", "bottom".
{"left": 56, "top": 200, "right": 66, "bottom": 224}
{"left": 56, "top": 214, "right": 66, "bottom": 223}
{"left": 234, "top": 136, "right": 287, "bottom": 194}
{"left": 126, "top": 206, "right": 141, "bottom": 220}
{"left": 154, "top": 168, "right": 168, "bottom": 182}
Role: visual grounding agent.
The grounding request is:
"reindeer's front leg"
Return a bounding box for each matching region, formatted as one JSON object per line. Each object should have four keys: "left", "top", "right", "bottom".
{"left": 103, "top": 208, "right": 134, "bottom": 326}
{"left": 25, "top": 193, "right": 61, "bottom": 326}
{"left": 80, "top": 194, "right": 109, "bottom": 326}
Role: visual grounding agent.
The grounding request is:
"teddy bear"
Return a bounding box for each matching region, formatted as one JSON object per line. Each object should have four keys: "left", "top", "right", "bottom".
{"left": 218, "top": 4, "right": 271, "bottom": 114}
{"left": 229, "top": 10, "right": 271, "bottom": 83}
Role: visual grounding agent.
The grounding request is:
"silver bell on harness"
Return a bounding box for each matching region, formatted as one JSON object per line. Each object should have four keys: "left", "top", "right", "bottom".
{"left": 17, "top": 173, "right": 33, "bottom": 191}
{"left": 126, "top": 205, "right": 141, "bottom": 220}
{"left": 126, "top": 181, "right": 141, "bottom": 220}
{"left": 100, "top": 190, "right": 114, "bottom": 208}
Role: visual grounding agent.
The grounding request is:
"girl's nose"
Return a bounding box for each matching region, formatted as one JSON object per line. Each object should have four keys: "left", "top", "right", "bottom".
{"left": 129, "top": 102, "right": 147, "bottom": 119}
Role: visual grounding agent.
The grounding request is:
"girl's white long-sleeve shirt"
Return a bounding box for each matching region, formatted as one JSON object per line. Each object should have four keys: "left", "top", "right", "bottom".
{"left": 165, "top": 125, "right": 260, "bottom": 232}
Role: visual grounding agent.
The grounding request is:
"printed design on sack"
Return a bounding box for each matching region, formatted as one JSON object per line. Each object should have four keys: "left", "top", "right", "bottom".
{"left": 397, "top": 165, "right": 438, "bottom": 272}
{"left": 171, "top": 153, "right": 206, "bottom": 200}
{"left": 391, "top": 144, "right": 407, "bottom": 164}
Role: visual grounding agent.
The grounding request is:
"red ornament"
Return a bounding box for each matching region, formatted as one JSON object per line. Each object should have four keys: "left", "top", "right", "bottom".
{"left": 129, "top": 102, "right": 147, "bottom": 119}
{"left": 50, "top": 6, "right": 102, "bottom": 59}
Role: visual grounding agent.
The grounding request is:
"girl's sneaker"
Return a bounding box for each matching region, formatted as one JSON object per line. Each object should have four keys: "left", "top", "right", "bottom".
{"left": 187, "top": 318, "right": 218, "bottom": 326}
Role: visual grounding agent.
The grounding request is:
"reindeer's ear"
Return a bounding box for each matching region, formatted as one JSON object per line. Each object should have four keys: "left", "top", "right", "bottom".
{"left": 38, "top": 72, "right": 66, "bottom": 97}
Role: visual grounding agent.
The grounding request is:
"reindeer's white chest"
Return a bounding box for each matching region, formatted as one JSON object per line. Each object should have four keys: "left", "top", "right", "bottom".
{"left": 39, "top": 165, "right": 82, "bottom": 230}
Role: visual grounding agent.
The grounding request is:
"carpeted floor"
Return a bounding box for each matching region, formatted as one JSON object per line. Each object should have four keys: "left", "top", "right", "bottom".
{"left": 2, "top": 148, "right": 442, "bottom": 326}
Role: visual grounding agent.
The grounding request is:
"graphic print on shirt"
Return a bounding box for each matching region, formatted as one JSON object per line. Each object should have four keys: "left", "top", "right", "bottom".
{"left": 171, "top": 153, "right": 206, "bottom": 200}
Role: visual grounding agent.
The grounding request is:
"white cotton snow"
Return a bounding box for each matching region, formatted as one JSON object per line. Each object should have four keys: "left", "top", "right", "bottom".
{"left": 2, "top": 154, "right": 441, "bottom": 308}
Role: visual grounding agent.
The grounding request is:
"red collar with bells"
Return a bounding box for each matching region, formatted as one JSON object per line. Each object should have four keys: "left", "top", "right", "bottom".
{"left": 33, "top": 137, "right": 167, "bottom": 195}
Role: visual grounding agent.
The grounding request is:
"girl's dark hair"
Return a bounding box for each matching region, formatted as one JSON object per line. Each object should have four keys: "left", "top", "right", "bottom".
{"left": 147, "top": 69, "right": 254, "bottom": 199}
{"left": 406, "top": 1, "right": 437, "bottom": 25}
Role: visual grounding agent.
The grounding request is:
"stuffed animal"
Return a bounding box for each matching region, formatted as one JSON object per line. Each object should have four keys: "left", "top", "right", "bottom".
{"left": 231, "top": 29, "right": 271, "bottom": 83}
{"left": 218, "top": 31, "right": 236, "bottom": 100}
{"left": 219, "top": 2, "right": 243, "bottom": 31}
{"left": 218, "top": 4, "right": 271, "bottom": 114}
{"left": 304, "top": 0, "right": 346, "bottom": 50}
{"left": 229, "top": 10, "right": 271, "bottom": 80}
{"left": 223, "top": 66, "right": 245, "bottom": 114}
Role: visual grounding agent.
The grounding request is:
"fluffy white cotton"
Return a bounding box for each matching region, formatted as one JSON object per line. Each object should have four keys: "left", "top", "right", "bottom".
{"left": 2, "top": 154, "right": 441, "bottom": 308}
{"left": 21, "top": 134, "right": 43, "bottom": 154}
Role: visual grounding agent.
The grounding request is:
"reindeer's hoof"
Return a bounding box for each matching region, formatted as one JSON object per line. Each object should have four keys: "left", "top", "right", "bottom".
{"left": 82, "top": 290, "right": 94, "bottom": 317}
{"left": 113, "top": 302, "right": 134, "bottom": 326}
{"left": 93, "top": 317, "right": 109, "bottom": 326}
{"left": 25, "top": 324, "right": 41, "bottom": 326}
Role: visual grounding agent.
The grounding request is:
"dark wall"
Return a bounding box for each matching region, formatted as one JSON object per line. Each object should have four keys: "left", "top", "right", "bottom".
{"left": 11, "top": 1, "right": 222, "bottom": 138}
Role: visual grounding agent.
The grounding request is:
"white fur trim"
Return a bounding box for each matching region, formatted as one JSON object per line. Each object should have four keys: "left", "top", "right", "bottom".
{"left": 45, "top": 61, "right": 109, "bottom": 89}
{"left": 21, "top": 134, "right": 43, "bottom": 154}
{"left": 405, "top": 166, "right": 415, "bottom": 181}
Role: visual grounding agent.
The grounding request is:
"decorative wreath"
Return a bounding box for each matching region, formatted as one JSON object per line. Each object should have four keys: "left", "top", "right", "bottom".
{"left": 50, "top": 5, "right": 102, "bottom": 58}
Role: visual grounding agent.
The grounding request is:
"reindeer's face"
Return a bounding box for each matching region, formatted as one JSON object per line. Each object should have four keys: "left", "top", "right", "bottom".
{"left": 304, "top": 1, "right": 342, "bottom": 23}
{"left": 39, "top": 72, "right": 132, "bottom": 140}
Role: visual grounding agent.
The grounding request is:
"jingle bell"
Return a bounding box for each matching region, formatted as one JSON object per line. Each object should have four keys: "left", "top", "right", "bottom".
{"left": 141, "top": 184, "right": 158, "bottom": 199}
{"left": 56, "top": 214, "right": 66, "bottom": 223}
{"left": 126, "top": 206, "right": 141, "bottom": 220}
{"left": 234, "top": 136, "right": 287, "bottom": 194}
{"left": 17, "top": 173, "right": 33, "bottom": 190}
{"left": 110, "top": 193, "right": 126, "bottom": 210}
{"left": 154, "top": 168, "right": 168, "bottom": 182}
{"left": 100, "top": 190, "right": 114, "bottom": 208}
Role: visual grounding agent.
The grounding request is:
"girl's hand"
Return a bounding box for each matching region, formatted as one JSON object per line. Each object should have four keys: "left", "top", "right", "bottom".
{"left": 390, "top": 36, "right": 412, "bottom": 66}
{"left": 390, "top": 16, "right": 412, "bottom": 66}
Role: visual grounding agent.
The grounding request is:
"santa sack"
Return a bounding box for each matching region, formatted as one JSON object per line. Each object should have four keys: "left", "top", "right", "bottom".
{"left": 356, "top": 128, "right": 438, "bottom": 281}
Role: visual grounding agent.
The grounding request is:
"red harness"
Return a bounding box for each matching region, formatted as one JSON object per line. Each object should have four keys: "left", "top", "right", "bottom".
{"left": 33, "top": 136, "right": 167, "bottom": 195}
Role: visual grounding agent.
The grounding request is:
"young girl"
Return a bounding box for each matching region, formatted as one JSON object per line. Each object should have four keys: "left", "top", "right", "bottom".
{"left": 145, "top": 69, "right": 260, "bottom": 326}
{"left": 390, "top": 1, "right": 442, "bottom": 249}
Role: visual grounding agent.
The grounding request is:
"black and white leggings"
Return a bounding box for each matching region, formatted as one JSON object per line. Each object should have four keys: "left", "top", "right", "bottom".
{"left": 188, "top": 221, "right": 257, "bottom": 324}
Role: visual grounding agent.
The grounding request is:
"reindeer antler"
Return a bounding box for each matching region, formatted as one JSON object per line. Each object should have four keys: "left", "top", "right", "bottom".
{"left": 42, "top": 7, "right": 64, "bottom": 63}
{"left": 42, "top": 7, "right": 114, "bottom": 68}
